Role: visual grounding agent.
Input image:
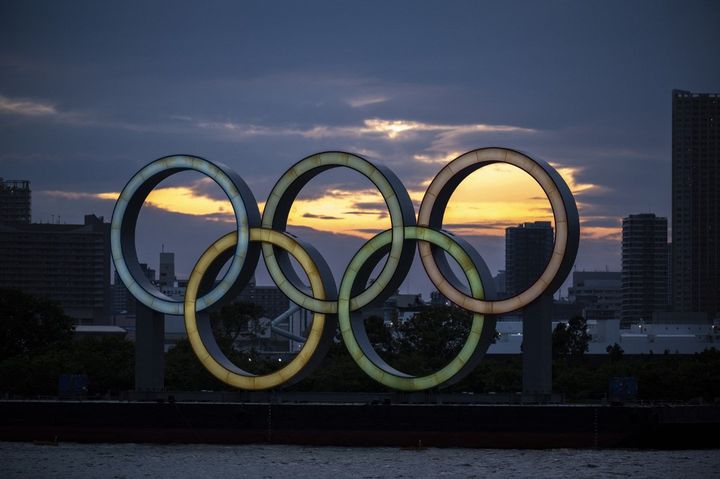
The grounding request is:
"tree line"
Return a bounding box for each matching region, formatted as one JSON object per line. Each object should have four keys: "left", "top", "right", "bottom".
{"left": 1, "top": 289, "right": 718, "bottom": 402}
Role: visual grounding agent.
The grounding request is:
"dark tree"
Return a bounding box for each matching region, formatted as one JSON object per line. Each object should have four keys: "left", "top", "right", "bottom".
{"left": 552, "top": 322, "right": 570, "bottom": 358}
{"left": 64, "top": 337, "right": 134, "bottom": 395}
{"left": 208, "top": 301, "right": 267, "bottom": 363}
{"left": 210, "top": 301, "right": 265, "bottom": 344}
{"left": 0, "top": 290, "right": 135, "bottom": 396}
{"left": 0, "top": 289, "right": 74, "bottom": 360}
{"left": 393, "top": 306, "right": 472, "bottom": 375}
{"left": 567, "top": 316, "right": 590, "bottom": 357}
{"left": 606, "top": 342, "right": 624, "bottom": 362}
{"left": 165, "top": 338, "right": 227, "bottom": 391}
{"left": 552, "top": 316, "right": 590, "bottom": 359}
{"left": 165, "top": 301, "right": 280, "bottom": 389}
{"left": 364, "top": 315, "right": 393, "bottom": 354}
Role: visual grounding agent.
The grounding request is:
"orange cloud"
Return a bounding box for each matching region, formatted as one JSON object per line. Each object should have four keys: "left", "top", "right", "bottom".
{"left": 55, "top": 161, "right": 606, "bottom": 241}
{"left": 46, "top": 188, "right": 236, "bottom": 219}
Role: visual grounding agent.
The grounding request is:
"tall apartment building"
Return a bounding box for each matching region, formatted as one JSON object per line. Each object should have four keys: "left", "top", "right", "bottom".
{"left": 0, "top": 178, "right": 31, "bottom": 224}
{"left": 672, "top": 90, "right": 720, "bottom": 317}
{"left": 621, "top": 214, "right": 668, "bottom": 327}
{"left": 0, "top": 214, "right": 111, "bottom": 323}
{"left": 505, "top": 221, "right": 553, "bottom": 297}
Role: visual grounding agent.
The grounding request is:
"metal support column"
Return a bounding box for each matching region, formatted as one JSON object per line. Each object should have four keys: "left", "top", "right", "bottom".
{"left": 134, "top": 304, "right": 165, "bottom": 391}
{"left": 522, "top": 293, "right": 553, "bottom": 398}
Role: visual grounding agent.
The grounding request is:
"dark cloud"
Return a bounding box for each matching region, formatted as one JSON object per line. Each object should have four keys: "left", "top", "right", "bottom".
{"left": 1, "top": 0, "right": 718, "bottom": 297}
{"left": 441, "top": 222, "right": 513, "bottom": 231}
{"left": 343, "top": 210, "right": 389, "bottom": 218}
{"left": 352, "top": 201, "right": 388, "bottom": 211}
{"left": 301, "top": 212, "right": 341, "bottom": 220}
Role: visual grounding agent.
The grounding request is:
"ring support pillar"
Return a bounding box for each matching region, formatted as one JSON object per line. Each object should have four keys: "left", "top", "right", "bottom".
{"left": 135, "top": 304, "right": 165, "bottom": 392}
{"left": 522, "top": 293, "right": 553, "bottom": 398}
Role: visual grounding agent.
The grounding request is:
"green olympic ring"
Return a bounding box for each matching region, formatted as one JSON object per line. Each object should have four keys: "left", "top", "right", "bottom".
{"left": 338, "top": 226, "right": 495, "bottom": 391}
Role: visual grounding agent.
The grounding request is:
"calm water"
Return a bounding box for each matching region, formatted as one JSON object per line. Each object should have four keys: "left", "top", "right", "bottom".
{"left": 2, "top": 442, "right": 719, "bottom": 478}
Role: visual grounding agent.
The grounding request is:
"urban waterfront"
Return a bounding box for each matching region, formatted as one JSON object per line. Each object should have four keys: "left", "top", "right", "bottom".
{"left": 2, "top": 442, "right": 718, "bottom": 478}
{"left": 2, "top": 3, "right": 719, "bottom": 475}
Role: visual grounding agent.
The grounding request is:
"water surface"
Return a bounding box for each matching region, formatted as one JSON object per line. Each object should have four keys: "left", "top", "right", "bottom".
{"left": 2, "top": 442, "right": 717, "bottom": 478}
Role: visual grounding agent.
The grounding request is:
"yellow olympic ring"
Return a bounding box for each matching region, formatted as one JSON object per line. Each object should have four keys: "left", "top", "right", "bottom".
{"left": 184, "top": 229, "right": 335, "bottom": 390}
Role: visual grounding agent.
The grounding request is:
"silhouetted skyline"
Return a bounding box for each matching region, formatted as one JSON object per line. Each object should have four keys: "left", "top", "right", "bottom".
{"left": 1, "top": 1, "right": 719, "bottom": 296}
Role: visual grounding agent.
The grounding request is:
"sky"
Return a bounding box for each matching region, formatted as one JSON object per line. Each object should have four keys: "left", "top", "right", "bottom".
{"left": 1, "top": 0, "right": 719, "bottom": 298}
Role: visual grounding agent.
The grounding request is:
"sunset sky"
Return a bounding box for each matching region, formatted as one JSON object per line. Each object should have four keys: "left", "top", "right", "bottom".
{"left": 2, "top": 0, "right": 719, "bottom": 297}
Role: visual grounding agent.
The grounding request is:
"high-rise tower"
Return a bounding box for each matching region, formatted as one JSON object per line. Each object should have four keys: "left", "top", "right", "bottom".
{"left": 505, "top": 221, "right": 553, "bottom": 296}
{"left": 672, "top": 90, "right": 720, "bottom": 317}
{"left": 621, "top": 214, "right": 669, "bottom": 326}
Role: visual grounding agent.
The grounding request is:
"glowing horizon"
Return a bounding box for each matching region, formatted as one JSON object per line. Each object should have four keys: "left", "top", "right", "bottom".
{"left": 48, "top": 162, "right": 613, "bottom": 240}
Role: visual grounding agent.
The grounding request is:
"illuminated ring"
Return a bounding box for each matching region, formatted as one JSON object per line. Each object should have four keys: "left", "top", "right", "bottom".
{"left": 184, "top": 228, "right": 336, "bottom": 390}
{"left": 338, "top": 226, "right": 496, "bottom": 391}
{"left": 418, "top": 147, "right": 579, "bottom": 315}
{"left": 111, "top": 155, "right": 260, "bottom": 315}
{"left": 261, "top": 151, "right": 416, "bottom": 314}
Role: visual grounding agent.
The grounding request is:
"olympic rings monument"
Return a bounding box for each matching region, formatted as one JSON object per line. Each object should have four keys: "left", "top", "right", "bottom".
{"left": 111, "top": 147, "right": 579, "bottom": 396}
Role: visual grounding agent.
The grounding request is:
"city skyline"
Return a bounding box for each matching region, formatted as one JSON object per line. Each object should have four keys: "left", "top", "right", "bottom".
{"left": 3, "top": 3, "right": 720, "bottom": 467}
{"left": 1, "top": 1, "right": 719, "bottom": 296}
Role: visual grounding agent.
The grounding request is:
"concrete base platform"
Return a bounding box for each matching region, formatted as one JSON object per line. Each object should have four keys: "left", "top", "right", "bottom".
{"left": 2, "top": 401, "right": 719, "bottom": 449}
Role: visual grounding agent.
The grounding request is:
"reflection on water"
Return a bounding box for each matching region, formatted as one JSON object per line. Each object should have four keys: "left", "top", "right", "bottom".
{"left": 2, "top": 442, "right": 717, "bottom": 479}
